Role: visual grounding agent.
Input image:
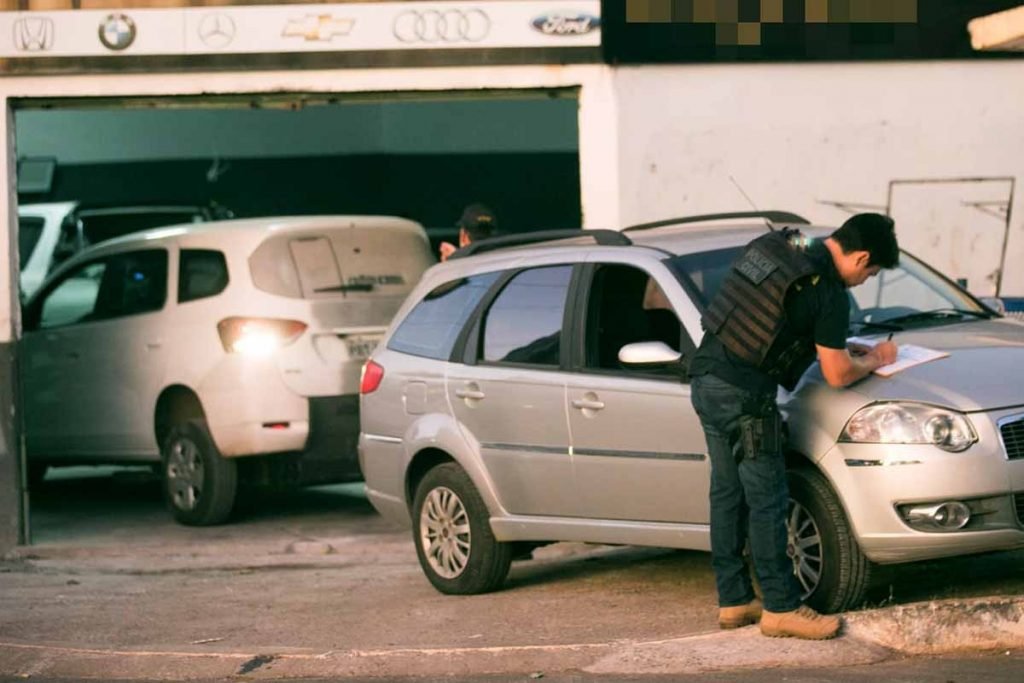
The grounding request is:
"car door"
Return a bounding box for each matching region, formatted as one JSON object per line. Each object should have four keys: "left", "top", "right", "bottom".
{"left": 446, "top": 265, "right": 577, "bottom": 517}
{"left": 20, "top": 249, "right": 169, "bottom": 458}
{"left": 79, "top": 249, "right": 170, "bottom": 455}
{"left": 21, "top": 257, "right": 109, "bottom": 456}
{"left": 565, "top": 261, "right": 711, "bottom": 524}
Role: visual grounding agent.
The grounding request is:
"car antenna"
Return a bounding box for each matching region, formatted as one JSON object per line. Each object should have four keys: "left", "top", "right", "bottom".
{"left": 729, "top": 175, "right": 777, "bottom": 231}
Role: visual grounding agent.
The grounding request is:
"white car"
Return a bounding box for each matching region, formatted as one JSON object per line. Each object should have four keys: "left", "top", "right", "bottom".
{"left": 18, "top": 201, "right": 230, "bottom": 299}
{"left": 21, "top": 215, "right": 434, "bottom": 525}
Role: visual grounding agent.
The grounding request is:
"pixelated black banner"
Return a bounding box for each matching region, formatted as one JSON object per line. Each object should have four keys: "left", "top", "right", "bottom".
{"left": 603, "top": 0, "right": 1024, "bottom": 62}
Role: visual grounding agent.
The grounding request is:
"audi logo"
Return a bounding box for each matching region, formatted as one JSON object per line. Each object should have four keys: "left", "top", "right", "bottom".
{"left": 393, "top": 9, "right": 490, "bottom": 44}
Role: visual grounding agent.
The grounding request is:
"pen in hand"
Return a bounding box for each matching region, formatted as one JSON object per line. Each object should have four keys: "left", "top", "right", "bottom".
{"left": 886, "top": 332, "right": 894, "bottom": 342}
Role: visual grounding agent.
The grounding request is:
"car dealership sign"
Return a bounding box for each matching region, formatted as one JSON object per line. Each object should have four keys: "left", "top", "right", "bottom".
{"left": 0, "top": 1, "right": 600, "bottom": 58}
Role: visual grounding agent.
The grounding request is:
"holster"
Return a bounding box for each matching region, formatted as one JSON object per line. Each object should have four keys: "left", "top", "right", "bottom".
{"left": 735, "top": 399, "right": 783, "bottom": 462}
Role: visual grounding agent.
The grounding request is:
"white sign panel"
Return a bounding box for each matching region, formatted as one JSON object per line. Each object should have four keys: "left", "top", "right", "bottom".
{"left": 0, "top": 1, "right": 601, "bottom": 58}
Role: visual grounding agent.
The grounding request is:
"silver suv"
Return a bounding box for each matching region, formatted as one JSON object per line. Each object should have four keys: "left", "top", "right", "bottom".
{"left": 359, "top": 211, "right": 1024, "bottom": 612}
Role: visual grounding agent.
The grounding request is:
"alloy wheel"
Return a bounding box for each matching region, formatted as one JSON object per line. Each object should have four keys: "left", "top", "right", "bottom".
{"left": 166, "top": 436, "right": 204, "bottom": 512}
{"left": 420, "top": 486, "right": 471, "bottom": 579}
{"left": 787, "top": 499, "right": 824, "bottom": 598}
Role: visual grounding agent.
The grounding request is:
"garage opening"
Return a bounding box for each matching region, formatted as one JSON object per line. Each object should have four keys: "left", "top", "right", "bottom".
{"left": 14, "top": 89, "right": 581, "bottom": 543}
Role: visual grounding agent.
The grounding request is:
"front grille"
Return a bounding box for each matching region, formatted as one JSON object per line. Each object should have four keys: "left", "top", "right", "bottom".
{"left": 999, "top": 415, "right": 1024, "bottom": 460}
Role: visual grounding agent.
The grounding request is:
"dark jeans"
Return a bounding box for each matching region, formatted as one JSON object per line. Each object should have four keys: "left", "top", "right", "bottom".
{"left": 690, "top": 373, "right": 802, "bottom": 613}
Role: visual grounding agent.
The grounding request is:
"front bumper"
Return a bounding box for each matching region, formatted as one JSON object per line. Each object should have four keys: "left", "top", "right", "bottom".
{"left": 821, "top": 426, "right": 1024, "bottom": 564}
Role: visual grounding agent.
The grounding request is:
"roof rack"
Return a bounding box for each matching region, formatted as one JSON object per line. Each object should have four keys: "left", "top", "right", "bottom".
{"left": 623, "top": 211, "right": 810, "bottom": 233}
{"left": 448, "top": 229, "right": 632, "bottom": 259}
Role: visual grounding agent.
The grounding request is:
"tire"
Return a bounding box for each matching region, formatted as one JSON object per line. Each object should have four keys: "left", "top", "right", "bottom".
{"left": 411, "top": 462, "right": 512, "bottom": 595}
{"left": 161, "top": 419, "right": 237, "bottom": 526}
{"left": 787, "top": 468, "right": 873, "bottom": 613}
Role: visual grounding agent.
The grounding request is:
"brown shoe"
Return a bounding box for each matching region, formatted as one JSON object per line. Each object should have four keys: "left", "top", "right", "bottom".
{"left": 760, "top": 605, "right": 841, "bottom": 640}
{"left": 718, "top": 598, "right": 763, "bottom": 629}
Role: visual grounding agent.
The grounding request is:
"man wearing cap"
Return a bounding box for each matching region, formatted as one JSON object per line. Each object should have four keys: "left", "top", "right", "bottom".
{"left": 439, "top": 203, "right": 498, "bottom": 262}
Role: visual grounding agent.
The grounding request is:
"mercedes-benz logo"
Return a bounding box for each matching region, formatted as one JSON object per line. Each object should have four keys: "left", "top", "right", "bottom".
{"left": 98, "top": 13, "right": 136, "bottom": 51}
{"left": 198, "top": 13, "right": 236, "bottom": 49}
{"left": 14, "top": 17, "right": 55, "bottom": 52}
{"left": 393, "top": 9, "right": 490, "bottom": 43}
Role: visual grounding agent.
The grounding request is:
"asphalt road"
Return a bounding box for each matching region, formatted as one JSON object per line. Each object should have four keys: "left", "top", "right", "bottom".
{"left": 1, "top": 466, "right": 1021, "bottom": 680}
{"left": 24, "top": 465, "right": 1024, "bottom": 609}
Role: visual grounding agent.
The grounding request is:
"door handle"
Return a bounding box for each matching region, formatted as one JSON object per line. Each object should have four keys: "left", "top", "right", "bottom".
{"left": 65, "top": 351, "right": 80, "bottom": 360}
{"left": 572, "top": 398, "right": 605, "bottom": 411}
{"left": 455, "top": 385, "right": 486, "bottom": 401}
{"left": 145, "top": 342, "right": 162, "bottom": 351}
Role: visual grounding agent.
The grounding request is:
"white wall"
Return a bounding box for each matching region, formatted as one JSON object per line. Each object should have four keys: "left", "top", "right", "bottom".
{"left": 613, "top": 60, "right": 1024, "bottom": 296}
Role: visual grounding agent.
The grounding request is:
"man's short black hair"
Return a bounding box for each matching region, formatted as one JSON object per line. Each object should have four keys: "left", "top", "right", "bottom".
{"left": 457, "top": 203, "right": 498, "bottom": 242}
{"left": 831, "top": 213, "right": 899, "bottom": 269}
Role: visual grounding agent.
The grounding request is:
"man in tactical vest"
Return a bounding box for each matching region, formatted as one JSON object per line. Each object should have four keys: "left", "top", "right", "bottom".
{"left": 689, "top": 213, "right": 900, "bottom": 640}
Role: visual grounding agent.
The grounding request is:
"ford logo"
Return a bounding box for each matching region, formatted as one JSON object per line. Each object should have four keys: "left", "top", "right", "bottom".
{"left": 531, "top": 13, "right": 600, "bottom": 36}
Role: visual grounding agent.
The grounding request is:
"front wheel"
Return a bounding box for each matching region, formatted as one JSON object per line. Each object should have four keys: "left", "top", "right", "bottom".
{"left": 412, "top": 462, "right": 512, "bottom": 595}
{"left": 787, "top": 468, "right": 873, "bottom": 613}
{"left": 162, "top": 419, "right": 237, "bottom": 526}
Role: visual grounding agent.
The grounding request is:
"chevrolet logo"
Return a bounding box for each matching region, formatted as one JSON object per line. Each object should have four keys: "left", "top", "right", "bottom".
{"left": 282, "top": 14, "right": 355, "bottom": 42}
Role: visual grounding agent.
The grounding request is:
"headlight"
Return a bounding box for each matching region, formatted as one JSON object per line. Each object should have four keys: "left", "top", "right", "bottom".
{"left": 840, "top": 403, "right": 977, "bottom": 452}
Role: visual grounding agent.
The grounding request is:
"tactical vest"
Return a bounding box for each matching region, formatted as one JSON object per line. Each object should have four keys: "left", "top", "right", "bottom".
{"left": 702, "top": 229, "right": 820, "bottom": 390}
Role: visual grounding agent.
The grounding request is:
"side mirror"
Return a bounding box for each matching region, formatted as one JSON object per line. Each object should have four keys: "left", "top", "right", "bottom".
{"left": 618, "top": 341, "right": 682, "bottom": 367}
{"left": 979, "top": 296, "right": 1006, "bottom": 315}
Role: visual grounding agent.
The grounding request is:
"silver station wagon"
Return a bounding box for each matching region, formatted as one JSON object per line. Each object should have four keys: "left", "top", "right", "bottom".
{"left": 358, "top": 211, "right": 1024, "bottom": 612}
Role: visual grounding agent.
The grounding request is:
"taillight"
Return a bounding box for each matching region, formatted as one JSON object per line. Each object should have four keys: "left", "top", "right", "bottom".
{"left": 217, "top": 317, "right": 307, "bottom": 357}
{"left": 360, "top": 360, "right": 385, "bottom": 394}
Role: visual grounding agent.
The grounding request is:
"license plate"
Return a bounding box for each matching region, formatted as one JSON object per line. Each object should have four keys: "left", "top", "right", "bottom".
{"left": 345, "top": 335, "right": 381, "bottom": 359}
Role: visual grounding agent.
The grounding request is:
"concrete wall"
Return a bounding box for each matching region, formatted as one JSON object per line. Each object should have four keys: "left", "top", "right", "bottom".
{"left": 613, "top": 60, "right": 1024, "bottom": 296}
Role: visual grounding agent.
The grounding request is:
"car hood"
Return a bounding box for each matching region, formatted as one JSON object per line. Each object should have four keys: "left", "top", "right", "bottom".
{"left": 824, "top": 318, "right": 1024, "bottom": 412}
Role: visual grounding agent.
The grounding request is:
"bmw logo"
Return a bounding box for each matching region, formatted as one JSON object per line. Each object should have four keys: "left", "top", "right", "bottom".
{"left": 98, "top": 13, "right": 136, "bottom": 51}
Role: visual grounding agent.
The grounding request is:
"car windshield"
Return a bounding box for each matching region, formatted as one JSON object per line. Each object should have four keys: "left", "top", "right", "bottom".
{"left": 667, "top": 245, "right": 993, "bottom": 334}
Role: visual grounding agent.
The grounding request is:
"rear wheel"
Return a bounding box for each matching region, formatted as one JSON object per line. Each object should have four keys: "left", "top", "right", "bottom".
{"left": 412, "top": 463, "right": 512, "bottom": 595}
{"left": 787, "top": 468, "right": 873, "bottom": 613}
{"left": 162, "top": 419, "right": 237, "bottom": 526}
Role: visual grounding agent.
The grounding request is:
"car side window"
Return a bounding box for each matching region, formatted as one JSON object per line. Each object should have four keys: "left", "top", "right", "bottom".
{"left": 37, "top": 260, "right": 107, "bottom": 330}
{"left": 36, "top": 249, "right": 168, "bottom": 330}
{"left": 179, "top": 249, "right": 229, "bottom": 303}
{"left": 481, "top": 265, "right": 572, "bottom": 367}
{"left": 388, "top": 272, "right": 500, "bottom": 360}
{"left": 583, "top": 264, "right": 688, "bottom": 377}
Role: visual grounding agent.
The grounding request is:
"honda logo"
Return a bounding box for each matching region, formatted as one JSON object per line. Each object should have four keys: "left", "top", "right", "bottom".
{"left": 13, "top": 17, "right": 55, "bottom": 52}
{"left": 282, "top": 14, "right": 355, "bottom": 42}
{"left": 393, "top": 9, "right": 490, "bottom": 43}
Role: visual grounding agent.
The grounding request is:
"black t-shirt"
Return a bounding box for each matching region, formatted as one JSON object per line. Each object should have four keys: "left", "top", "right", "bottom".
{"left": 690, "top": 240, "right": 849, "bottom": 392}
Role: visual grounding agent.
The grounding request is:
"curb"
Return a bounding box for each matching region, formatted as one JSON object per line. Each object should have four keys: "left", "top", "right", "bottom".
{"left": 846, "top": 594, "right": 1024, "bottom": 655}
{"left": 2, "top": 596, "right": 1021, "bottom": 679}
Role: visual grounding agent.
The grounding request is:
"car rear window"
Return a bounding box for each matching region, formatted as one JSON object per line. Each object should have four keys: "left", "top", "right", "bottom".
{"left": 18, "top": 216, "right": 45, "bottom": 269}
{"left": 179, "top": 249, "right": 228, "bottom": 303}
{"left": 248, "top": 223, "right": 432, "bottom": 302}
{"left": 388, "top": 272, "right": 500, "bottom": 361}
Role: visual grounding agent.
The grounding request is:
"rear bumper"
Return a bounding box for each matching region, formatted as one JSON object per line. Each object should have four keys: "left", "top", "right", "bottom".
{"left": 212, "top": 394, "right": 363, "bottom": 485}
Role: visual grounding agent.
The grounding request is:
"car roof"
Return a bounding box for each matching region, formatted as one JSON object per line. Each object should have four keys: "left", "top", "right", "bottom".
{"left": 45, "top": 215, "right": 426, "bottom": 279}
{"left": 438, "top": 220, "right": 835, "bottom": 275}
